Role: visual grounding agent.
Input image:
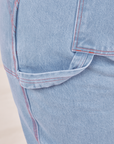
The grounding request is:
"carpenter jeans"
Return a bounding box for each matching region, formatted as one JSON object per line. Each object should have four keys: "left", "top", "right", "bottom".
{"left": 0, "top": 0, "right": 114, "bottom": 144}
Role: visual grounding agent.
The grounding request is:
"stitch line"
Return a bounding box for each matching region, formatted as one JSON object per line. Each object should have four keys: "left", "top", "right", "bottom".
{"left": 20, "top": 76, "right": 70, "bottom": 82}
{"left": 80, "top": 54, "right": 88, "bottom": 68}
{"left": 4, "top": 65, "right": 74, "bottom": 82}
{"left": 77, "top": 53, "right": 86, "bottom": 68}
{"left": 4, "top": 67, "right": 71, "bottom": 84}
{"left": 73, "top": 0, "right": 114, "bottom": 55}
{"left": 75, "top": 53, "right": 84, "bottom": 68}
{"left": 76, "top": 46, "right": 114, "bottom": 53}
{"left": 21, "top": 87, "right": 40, "bottom": 144}
{"left": 73, "top": 49, "right": 114, "bottom": 56}
{"left": 4, "top": 65, "right": 16, "bottom": 75}
{"left": 71, "top": 0, "right": 81, "bottom": 50}
{"left": 19, "top": 77, "right": 71, "bottom": 84}
{"left": 76, "top": 0, "right": 84, "bottom": 48}
{"left": 9, "top": 1, "right": 40, "bottom": 143}
{"left": 4, "top": 68, "right": 17, "bottom": 77}
{"left": 11, "top": 0, "right": 19, "bottom": 79}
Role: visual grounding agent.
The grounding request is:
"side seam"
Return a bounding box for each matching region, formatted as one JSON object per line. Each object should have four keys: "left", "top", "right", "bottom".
{"left": 6, "top": 0, "right": 40, "bottom": 143}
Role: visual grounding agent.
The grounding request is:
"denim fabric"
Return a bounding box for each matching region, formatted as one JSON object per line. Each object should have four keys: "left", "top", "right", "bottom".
{"left": 0, "top": 0, "right": 114, "bottom": 144}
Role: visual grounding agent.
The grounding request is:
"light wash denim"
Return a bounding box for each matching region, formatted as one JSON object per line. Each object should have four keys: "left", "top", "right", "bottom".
{"left": 0, "top": 0, "right": 114, "bottom": 144}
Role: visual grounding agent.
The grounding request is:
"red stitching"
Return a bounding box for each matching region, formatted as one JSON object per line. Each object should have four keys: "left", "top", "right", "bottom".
{"left": 76, "top": 46, "right": 114, "bottom": 53}
{"left": 9, "top": 1, "right": 40, "bottom": 143}
{"left": 80, "top": 53, "right": 88, "bottom": 68}
{"left": 74, "top": 0, "right": 114, "bottom": 55}
{"left": 4, "top": 65, "right": 16, "bottom": 75}
{"left": 21, "top": 87, "right": 40, "bottom": 144}
{"left": 19, "top": 76, "right": 71, "bottom": 84}
{"left": 89, "top": 51, "right": 94, "bottom": 54}
{"left": 20, "top": 75, "right": 71, "bottom": 82}
{"left": 5, "top": 68, "right": 17, "bottom": 77}
{"left": 4, "top": 67, "right": 40, "bottom": 142}
{"left": 4, "top": 65, "right": 73, "bottom": 81}
{"left": 73, "top": 49, "right": 114, "bottom": 56}
{"left": 76, "top": 0, "right": 84, "bottom": 48}
{"left": 72, "top": 0, "right": 81, "bottom": 50}
{"left": 4, "top": 65, "right": 72, "bottom": 84}
{"left": 20, "top": 76, "right": 71, "bottom": 82}
{"left": 74, "top": 53, "right": 84, "bottom": 69}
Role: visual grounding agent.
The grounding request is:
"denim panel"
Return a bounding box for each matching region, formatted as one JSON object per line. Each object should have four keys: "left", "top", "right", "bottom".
{"left": 0, "top": 0, "right": 14, "bottom": 70}
{"left": 3, "top": 55, "right": 114, "bottom": 144}
{"left": 16, "top": 0, "right": 78, "bottom": 73}
{"left": 1, "top": 0, "right": 114, "bottom": 144}
{"left": 17, "top": 52, "right": 93, "bottom": 89}
{"left": 12, "top": 0, "right": 94, "bottom": 89}
{"left": 22, "top": 55, "right": 114, "bottom": 144}
{"left": 4, "top": 71, "right": 40, "bottom": 144}
{"left": 72, "top": 0, "right": 114, "bottom": 56}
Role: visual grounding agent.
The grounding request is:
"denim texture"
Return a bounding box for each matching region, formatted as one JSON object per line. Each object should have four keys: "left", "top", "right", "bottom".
{"left": 0, "top": 0, "right": 114, "bottom": 144}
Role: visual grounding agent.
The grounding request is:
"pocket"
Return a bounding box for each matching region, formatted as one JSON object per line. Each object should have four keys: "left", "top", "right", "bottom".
{"left": 16, "top": 52, "right": 93, "bottom": 89}
{"left": 12, "top": 0, "right": 94, "bottom": 89}
{"left": 71, "top": 0, "right": 114, "bottom": 56}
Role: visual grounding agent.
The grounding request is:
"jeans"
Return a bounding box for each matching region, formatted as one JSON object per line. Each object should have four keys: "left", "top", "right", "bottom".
{"left": 0, "top": 0, "right": 114, "bottom": 144}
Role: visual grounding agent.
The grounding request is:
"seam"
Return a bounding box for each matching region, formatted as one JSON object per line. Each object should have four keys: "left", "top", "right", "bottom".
{"left": 9, "top": 1, "right": 40, "bottom": 143}
{"left": 71, "top": 53, "right": 88, "bottom": 70}
{"left": 4, "top": 65, "right": 71, "bottom": 84}
{"left": 21, "top": 87, "right": 40, "bottom": 144}
{"left": 80, "top": 53, "right": 88, "bottom": 68}
{"left": 71, "top": 0, "right": 81, "bottom": 51}
{"left": 76, "top": 0, "right": 84, "bottom": 48}
{"left": 4, "top": 67, "right": 17, "bottom": 77}
{"left": 77, "top": 53, "right": 88, "bottom": 68}
{"left": 4, "top": 66, "right": 41, "bottom": 143}
{"left": 20, "top": 76, "right": 71, "bottom": 82}
{"left": 4, "top": 67, "right": 71, "bottom": 84}
{"left": 4, "top": 65, "right": 16, "bottom": 75}
{"left": 11, "top": 0, "right": 19, "bottom": 79}
{"left": 73, "top": 49, "right": 114, "bottom": 56}
{"left": 19, "top": 77, "right": 71, "bottom": 84}
{"left": 4, "top": 65, "right": 72, "bottom": 81}
{"left": 73, "top": 0, "right": 114, "bottom": 55}
{"left": 75, "top": 53, "right": 84, "bottom": 68}
{"left": 76, "top": 46, "right": 114, "bottom": 53}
